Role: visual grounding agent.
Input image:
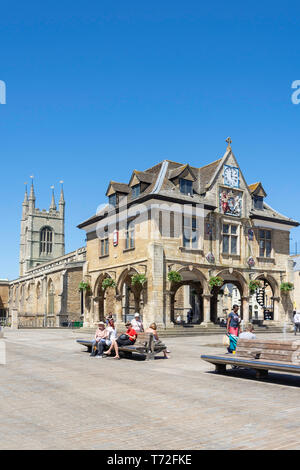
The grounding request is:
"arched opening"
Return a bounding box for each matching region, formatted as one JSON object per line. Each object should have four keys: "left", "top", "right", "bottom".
{"left": 94, "top": 274, "right": 116, "bottom": 322}
{"left": 210, "top": 270, "right": 247, "bottom": 324}
{"left": 117, "top": 268, "right": 146, "bottom": 323}
{"left": 251, "top": 276, "right": 275, "bottom": 322}
{"left": 48, "top": 280, "right": 55, "bottom": 317}
{"left": 40, "top": 227, "right": 53, "bottom": 255}
{"left": 170, "top": 268, "right": 206, "bottom": 324}
{"left": 212, "top": 282, "right": 242, "bottom": 324}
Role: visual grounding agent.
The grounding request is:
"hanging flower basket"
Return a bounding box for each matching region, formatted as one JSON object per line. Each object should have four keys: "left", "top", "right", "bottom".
{"left": 131, "top": 274, "right": 147, "bottom": 287}
{"left": 249, "top": 280, "right": 262, "bottom": 295}
{"left": 280, "top": 282, "right": 294, "bottom": 293}
{"left": 167, "top": 271, "right": 183, "bottom": 283}
{"left": 209, "top": 276, "right": 223, "bottom": 290}
{"left": 78, "top": 281, "right": 92, "bottom": 295}
{"left": 102, "top": 278, "right": 116, "bottom": 291}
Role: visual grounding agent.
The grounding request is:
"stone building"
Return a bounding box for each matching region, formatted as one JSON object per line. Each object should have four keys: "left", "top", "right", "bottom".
{"left": 0, "top": 280, "right": 9, "bottom": 322}
{"left": 78, "top": 140, "right": 299, "bottom": 328}
{"left": 9, "top": 183, "right": 86, "bottom": 327}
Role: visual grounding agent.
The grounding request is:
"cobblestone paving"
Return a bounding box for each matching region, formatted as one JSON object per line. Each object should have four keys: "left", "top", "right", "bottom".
{"left": 0, "top": 328, "right": 299, "bottom": 450}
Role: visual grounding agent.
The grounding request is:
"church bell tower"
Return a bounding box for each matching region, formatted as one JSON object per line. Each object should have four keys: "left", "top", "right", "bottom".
{"left": 19, "top": 179, "right": 65, "bottom": 276}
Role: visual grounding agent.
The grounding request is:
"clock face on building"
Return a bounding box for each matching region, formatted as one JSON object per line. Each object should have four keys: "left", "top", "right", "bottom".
{"left": 223, "top": 165, "right": 239, "bottom": 188}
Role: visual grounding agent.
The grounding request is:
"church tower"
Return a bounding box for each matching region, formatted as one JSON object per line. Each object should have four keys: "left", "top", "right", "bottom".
{"left": 19, "top": 179, "right": 65, "bottom": 276}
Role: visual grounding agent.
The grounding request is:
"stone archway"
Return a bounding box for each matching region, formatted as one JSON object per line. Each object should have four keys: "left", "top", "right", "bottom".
{"left": 93, "top": 273, "right": 117, "bottom": 323}
{"left": 252, "top": 274, "right": 279, "bottom": 322}
{"left": 210, "top": 270, "right": 248, "bottom": 323}
{"left": 117, "top": 268, "right": 146, "bottom": 323}
{"left": 169, "top": 267, "right": 208, "bottom": 324}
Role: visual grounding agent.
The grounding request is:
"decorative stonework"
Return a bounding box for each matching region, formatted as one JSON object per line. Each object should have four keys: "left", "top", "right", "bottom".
{"left": 219, "top": 188, "right": 242, "bottom": 217}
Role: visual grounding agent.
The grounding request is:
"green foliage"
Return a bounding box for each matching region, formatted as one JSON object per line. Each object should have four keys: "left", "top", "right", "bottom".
{"left": 209, "top": 276, "right": 223, "bottom": 289}
{"left": 78, "top": 281, "right": 91, "bottom": 295}
{"left": 167, "top": 271, "right": 183, "bottom": 283}
{"left": 280, "top": 282, "right": 294, "bottom": 293}
{"left": 131, "top": 274, "right": 147, "bottom": 286}
{"left": 101, "top": 278, "right": 116, "bottom": 291}
{"left": 249, "top": 280, "right": 262, "bottom": 294}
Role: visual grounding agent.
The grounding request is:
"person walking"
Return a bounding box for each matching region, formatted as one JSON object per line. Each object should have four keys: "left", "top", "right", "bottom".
{"left": 226, "top": 304, "right": 241, "bottom": 353}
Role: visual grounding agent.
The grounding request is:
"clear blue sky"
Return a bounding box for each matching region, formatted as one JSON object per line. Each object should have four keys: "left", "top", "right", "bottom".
{"left": 1, "top": 0, "right": 300, "bottom": 279}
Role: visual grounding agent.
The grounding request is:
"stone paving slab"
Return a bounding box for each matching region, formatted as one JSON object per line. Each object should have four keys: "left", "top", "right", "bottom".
{"left": 0, "top": 328, "right": 299, "bottom": 450}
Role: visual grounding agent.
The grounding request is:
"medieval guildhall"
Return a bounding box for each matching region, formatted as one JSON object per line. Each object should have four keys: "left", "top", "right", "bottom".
{"left": 2, "top": 139, "right": 299, "bottom": 330}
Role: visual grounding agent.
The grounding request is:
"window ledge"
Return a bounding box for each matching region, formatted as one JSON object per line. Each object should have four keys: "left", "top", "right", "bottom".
{"left": 123, "top": 247, "right": 135, "bottom": 253}
{"left": 221, "top": 253, "right": 240, "bottom": 259}
{"left": 99, "top": 254, "right": 109, "bottom": 259}
{"left": 179, "top": 247, "right": 203, "bottom": 254}
{"left": 256, "top": 257, "right": 275, "bottom": 263}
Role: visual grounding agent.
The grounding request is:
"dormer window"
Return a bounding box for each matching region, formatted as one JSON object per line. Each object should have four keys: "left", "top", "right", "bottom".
{"left": 253, "top": 195, "right": 264, "bottom": 210}
{"left": 132, "top": 184, "right": 140, "bottom": 199}
{"left": 180, "top": 179, "right": 193, "bottom": 195}
{"left": 109, "top": 193, "right": 117, "bottom": 207}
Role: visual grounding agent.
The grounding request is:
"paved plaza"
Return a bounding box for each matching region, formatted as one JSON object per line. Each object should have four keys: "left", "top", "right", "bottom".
{"left": 0, "top": 328, "right": 299, "bottom": 450}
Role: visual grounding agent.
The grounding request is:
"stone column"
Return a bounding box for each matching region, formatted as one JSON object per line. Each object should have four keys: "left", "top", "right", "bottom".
{"left": 272, "top": 297, "right": 281, "bottom": 324}
{"left": 11, "top": 308, "right": 19, "bottom": 330}
{"left": 241, "top": 296, "right": 250, "bottom": 325}
{"left": 114, "top": 295, "right": 123, "bottom": 326}
{"left": 142, "top": 243, "right": 164, "bottom": 328}
{"left": 163, "top": 291, "right": 175, "bottom": 329}
{"left": 201, "top": 294, "right": 213, "bottom": 326}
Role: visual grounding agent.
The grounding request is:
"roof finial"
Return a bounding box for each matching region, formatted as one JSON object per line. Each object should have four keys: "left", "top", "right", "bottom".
{"left": 226, "top": 136, "right": 232, "bottom": 150}
{"left": 59, "top": 180, "right": 65, "bottom": 204}
{"left": 29, "top": 175, "right": 35, "bottom": 201}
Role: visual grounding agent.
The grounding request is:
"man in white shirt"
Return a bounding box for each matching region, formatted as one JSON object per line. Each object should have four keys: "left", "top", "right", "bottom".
{"left": 131, "top": 313, "right": 144, "bottom": 333}
{"left": 239, "top": 324, "right": 256, "bottom": 340}
{"left": 293, "top": 311, "right": 300, "bottom": 335}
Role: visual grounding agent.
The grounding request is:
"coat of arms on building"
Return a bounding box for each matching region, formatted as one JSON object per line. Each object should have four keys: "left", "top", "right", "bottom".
{"left": 219, "top": 188, "right": 242, "bottom": 217}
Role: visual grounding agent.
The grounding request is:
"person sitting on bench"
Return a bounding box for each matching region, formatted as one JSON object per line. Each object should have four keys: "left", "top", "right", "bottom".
{"left": 104, "top": 321, "right": 137, "bottom": 360}
{"left": 91, "top": 321, "right": 109, "bottom": 358}
{"left": 146, "top": 322, "right": 169, "bottom": 359}
{"left": 239, "top": 324, "right": 256, "bottom": 340}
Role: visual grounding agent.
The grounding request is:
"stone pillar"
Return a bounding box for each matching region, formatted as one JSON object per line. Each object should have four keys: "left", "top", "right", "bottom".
{"left": 201, "top": 294, "right": 213, "bottom": 326}
{"left": 163, "top": 291, "right": 175, "bottom": 329}
{"left": 272, "top": 297, "right": 281, "bottom": 324}
{"left": 114, "top": 295, "right": 123, "bottom": 326}
{"left": 242, "top": 296, "right": 250, "bottom": 325}
{"left": 143, "top": 243, "right": 164, "bottom": 328}
{"left": 11, "top": 308, "right": 19, "bottom": 330}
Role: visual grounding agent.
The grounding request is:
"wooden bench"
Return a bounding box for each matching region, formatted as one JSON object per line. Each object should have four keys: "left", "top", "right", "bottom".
{"left": 201, "top": 339, "right": 300, "bottom": 379}
{"left": 76, "top": 332, "right": 167, "bottom": 361}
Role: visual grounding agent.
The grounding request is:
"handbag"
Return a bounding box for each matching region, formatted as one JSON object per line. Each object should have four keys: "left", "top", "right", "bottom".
{"left": 118, "top": 334, "right": 129, "bottom": 341}
{"left": 222, "top": 334, "right": 230, "bottom": 347}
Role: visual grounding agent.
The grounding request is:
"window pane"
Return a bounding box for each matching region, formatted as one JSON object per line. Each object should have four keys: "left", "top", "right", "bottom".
{"left": 231, "top": 225, "right": 237, "bottom": 235}
{"left": 223, "top": 224, "right": 229, "bottom": 234}
{"left": 191, "top": 231, "right": 198, "bottom": 248}
{"left": 266, "top": 240, "right": 271, "bottom": 257}
{"left": 259, "top": 240, "right": 265, "bottom": 257}
{"left": 231, "top": 236, "right": 237, "bottom": 254}
{"left": 223, "top": 235, "right": 229, "bottom": 253}
{"left": 259, "top": 230, "right": 265, "bottom": 239}
{"left": 266, "top": 231, "right": 271, "bottom": 240}
{"left": 192, "top": 217, "right": 197, "bottom": 230}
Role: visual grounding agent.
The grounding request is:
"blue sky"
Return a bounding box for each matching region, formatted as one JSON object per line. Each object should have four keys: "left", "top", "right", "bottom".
{"left": 1, "top": 0, "right": 300, "bottom": 279}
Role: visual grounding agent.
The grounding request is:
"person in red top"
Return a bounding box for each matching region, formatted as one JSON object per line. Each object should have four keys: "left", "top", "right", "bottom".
{"left": 104, "top": 321, "right": 137, "bottom": 360}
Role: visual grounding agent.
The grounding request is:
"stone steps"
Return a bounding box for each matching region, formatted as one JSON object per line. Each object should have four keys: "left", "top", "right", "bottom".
{"left": 76, "top": 325, "right": 288, "bottom": 338}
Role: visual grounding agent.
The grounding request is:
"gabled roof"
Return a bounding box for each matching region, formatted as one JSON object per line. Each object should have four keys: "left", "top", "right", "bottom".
{"left": 168, "top": 164, "right": 197, "bottom": 181}
{"left": 248, "top": 182, "right": 267, "bottom": 197}
{"left": 128, "top": 170, "right": 155, "bottom": 186}
{"left": 105, "top": 181, "right": 130, "bottom": 196}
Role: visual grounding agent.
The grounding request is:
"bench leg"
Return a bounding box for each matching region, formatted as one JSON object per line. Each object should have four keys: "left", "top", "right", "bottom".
{"left": 255, "top": 369, "right": 268, "bottom": 379}
{"left": 215, "top": 364, "right": 226, "bottom": 373}
{"left": 146, "top": 352, "right": 155, "bottom": 361}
